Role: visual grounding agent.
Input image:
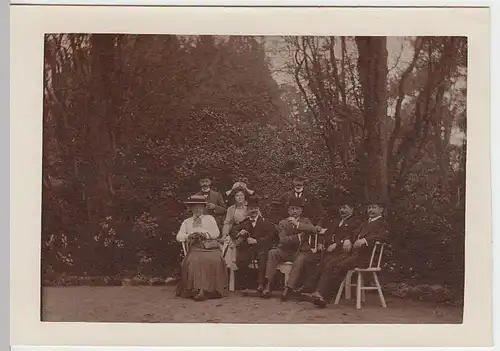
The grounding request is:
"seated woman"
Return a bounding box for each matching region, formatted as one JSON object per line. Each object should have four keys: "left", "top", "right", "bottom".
{"left": 176, "top": 195, "right": 228, "bottom": 301}
{"left": 221, "top": 186, "right": 254, "bottom": 271}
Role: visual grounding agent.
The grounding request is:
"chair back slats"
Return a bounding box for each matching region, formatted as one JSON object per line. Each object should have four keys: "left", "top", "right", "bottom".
{"left": 309, "top": 233, "right": 319, "bottom": 252}
{"left": 181, "top": 241, "right": 188, "bottom": 256}
{"left": 377, "top": 244, "right": 385, "bottom": 268}
{"left": 368, "top": 241, "right": 387, "bottom": 268}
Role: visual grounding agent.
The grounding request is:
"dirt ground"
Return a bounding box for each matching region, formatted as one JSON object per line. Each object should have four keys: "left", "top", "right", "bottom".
{"left": 41, "top": 286, "right": 462, "bottom": 324}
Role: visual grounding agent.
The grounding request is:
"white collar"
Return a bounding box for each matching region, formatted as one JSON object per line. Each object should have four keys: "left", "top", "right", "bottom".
{"left": 368, "top": 216, "right": 382, "bottom": 223}
{"left": 339, "top": 214, "right": 352, "bottom": 224}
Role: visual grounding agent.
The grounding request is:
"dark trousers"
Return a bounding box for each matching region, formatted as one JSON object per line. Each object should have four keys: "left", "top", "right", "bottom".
{"left": 315, "top": 253, "right": 362, "bottom": 299}
{"left": 265, "top": 248, "right": 312, "bottom": 289}
{"left": 236, "top": 249, "right": 270, "bottom": 288}
{"left": 300, "top": 252, "right": 332, "bottom": 293}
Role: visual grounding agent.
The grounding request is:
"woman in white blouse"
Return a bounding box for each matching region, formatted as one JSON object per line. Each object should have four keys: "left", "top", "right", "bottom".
{"left": 176, "top": 195, "right": 228, "bottom": 301}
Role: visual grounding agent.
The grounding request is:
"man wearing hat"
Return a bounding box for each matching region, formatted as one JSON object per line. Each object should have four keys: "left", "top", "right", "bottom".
{"left": 229, "top": 197, "right": 279, "bottom": 292}
{"left": 196, "top": 175, "right": 227, "bottom": 225}
{"left": 262, "top": 196, "right": 317, "bottom": 300}
{"left": 295, "top": 195, "right": 362, "bottom": 295}
{"left": 273, "top": 175, "right": 325, "bottom": 226}
{"left": 304, "top": 197, "right": 390, "bottom": 308}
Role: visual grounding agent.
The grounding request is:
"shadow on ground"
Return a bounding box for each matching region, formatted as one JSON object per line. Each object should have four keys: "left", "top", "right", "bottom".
{"left": 41, "top": 285, "right": 463, "bottom": 324}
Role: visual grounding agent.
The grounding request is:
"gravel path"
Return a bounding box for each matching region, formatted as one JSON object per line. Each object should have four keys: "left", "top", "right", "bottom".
{"left": 41, "top": 286, "right": 463, "bottom": 324}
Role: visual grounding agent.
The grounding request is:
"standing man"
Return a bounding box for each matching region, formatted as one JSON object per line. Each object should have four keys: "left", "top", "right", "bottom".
{"left": 273, "top": 175, "right": 325, "bottom": 226}
{"left": 196, "top": 175, "right": 227, "bottom": 226}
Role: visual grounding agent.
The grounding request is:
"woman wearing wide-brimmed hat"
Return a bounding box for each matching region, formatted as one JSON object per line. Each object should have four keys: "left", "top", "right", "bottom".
{"left": 175, "top": 195, "right": 228, "bottom": 301}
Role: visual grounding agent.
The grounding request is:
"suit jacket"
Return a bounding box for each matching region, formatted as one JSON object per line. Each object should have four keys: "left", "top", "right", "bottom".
{"left": 230, "top": 216, "right": 278, "bottom": 259}
{"left": 277, "top": 216, "right": 314, "bottom": 254}
{"left": 349, "top": 217, "right": 389, "bottom": 261}
{"left": 196, "top": 189, "right": 226, "bottom": 223}
{"left": 274, "top": 190, "right": 325, "bottom": 225}
{"left": 296, "top": 215, "right": 361, "bottom": 248}
{"left": 325, "top": 215, "right": 362, "bottom": 247}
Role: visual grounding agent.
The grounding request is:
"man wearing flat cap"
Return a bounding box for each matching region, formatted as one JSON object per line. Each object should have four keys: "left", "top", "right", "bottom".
{"left": 262, "top": 196, "right": 319, "bottom": 300}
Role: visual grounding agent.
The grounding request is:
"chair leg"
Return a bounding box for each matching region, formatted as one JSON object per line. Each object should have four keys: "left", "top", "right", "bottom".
{"left": 229, "top": 269, "right": 235, "bottom": 292}
{"left": 372, "top": 272, "right": 387, "bottom": 308}
{"left": 334, "top": 278, "right": 346, "bottom": 305}
{"left": 356, "top": 272, "right": 362, "bottom": 309}
{"left": 283, "top": 272, "right": 290, "bottom": 287}
{"left": 361, "top": 274, "right": 366, "bottom": 302}
{"left": 345, "top": 271, "right": 353, "bottom": 300}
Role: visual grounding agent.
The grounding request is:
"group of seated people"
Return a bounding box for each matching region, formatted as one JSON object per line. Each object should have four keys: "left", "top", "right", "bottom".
{"left": 175, "top": 174, "right": 389, "bottom": 308}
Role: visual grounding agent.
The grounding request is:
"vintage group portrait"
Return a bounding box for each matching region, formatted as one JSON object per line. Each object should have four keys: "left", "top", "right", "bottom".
{"left": 10, "top": 5, "right": 492, "bottom": 348}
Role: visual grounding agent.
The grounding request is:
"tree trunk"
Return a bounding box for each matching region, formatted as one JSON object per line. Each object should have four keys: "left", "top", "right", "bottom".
{"left": 355, "top": 36, "right": 389, "bottom": 203}
{"left": 85, "top": 34, "right": 117, "bottom": 221}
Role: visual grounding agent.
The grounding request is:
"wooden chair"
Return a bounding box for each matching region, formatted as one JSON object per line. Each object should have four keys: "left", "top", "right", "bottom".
{"left": 181, "top": 241, "right": 188, "bottom": 256}
{"left": 333, "top": 241, "right": 388, "bottom": 309}
{"left": 277, "top": 233, "right": 318, "bottom": 286}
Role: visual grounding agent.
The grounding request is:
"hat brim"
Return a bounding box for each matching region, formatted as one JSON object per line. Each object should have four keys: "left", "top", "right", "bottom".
{"left": 184, "top": 201, "right": 207, "bottom": 205}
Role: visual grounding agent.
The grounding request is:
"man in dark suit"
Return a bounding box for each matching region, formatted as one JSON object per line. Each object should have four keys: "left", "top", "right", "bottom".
{"left": 273, "top": 175, "right": 325, "bottom": 226}
{"left": 229, "top": 197, "right": 279, "bottom": 292}
{"left": 262, "top": 197, "right": 320, "bottom": 300}
{"left": 296, "top": 198, "right": 362, "bottom": 294}
{"left": 305, "top": 199, "right": 390, "bottom": 308}
{"left": 196, "top": 175, "right": 227, "bottom": 225}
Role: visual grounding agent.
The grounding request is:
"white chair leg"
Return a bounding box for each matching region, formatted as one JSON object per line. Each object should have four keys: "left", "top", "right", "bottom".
{"left": 345, "top": 271, "right": 353, "bottom": 300}
{"left": 356, "top": 272, "right": 362, "bottom": 309}
{"left": 372, "top": 272, "right": 387, "bottom": 308}
{"left": 229, "top": 269, "right": 235, "bottom": 292}
{"left": 283, "top": 272, "right": 290, "bottom": 287}
{"left": 334, "top": 278, "right": 346, "bottom": 305}
{"left": 361, "top": 274, "right": 366, "bottom": 302}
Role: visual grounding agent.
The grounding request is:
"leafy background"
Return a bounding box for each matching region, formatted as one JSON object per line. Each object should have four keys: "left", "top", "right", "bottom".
{"left": 42, "top": 35, "right": 466, "bottom": 303}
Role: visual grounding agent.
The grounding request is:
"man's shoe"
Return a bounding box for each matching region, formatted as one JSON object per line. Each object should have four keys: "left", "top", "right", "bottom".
{"left": 311, "top": 294, "right": 327, "bottom": 308}
{"left": 261, "top": 282, "right": 272, "bottom": 298}
{"left": 299, "top": 292, "right": 313, "bottom": 302}
{"left": 281, "top": 287, "right": 291, "bottom": 301}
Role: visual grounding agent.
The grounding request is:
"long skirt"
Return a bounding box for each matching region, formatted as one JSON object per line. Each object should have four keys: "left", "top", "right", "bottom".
{"left": 176, "top": 247, "right": 228, "bottom": 297}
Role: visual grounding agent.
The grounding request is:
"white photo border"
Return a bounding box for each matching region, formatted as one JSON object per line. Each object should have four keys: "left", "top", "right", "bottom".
{"left": 10, "top": 5, "right": 492, "bottom": 348}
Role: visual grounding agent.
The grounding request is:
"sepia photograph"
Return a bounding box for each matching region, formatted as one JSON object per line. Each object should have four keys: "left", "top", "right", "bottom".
{"left": 40, "top": 33, "right": 468, "bottom": 324}
{"left": 10, "top": 4, "right": 493, "bottom": 347}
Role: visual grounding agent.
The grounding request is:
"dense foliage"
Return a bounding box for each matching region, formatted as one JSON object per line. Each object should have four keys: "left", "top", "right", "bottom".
{"left": 42, "top": 35, "right": 466, "bottom": 300}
